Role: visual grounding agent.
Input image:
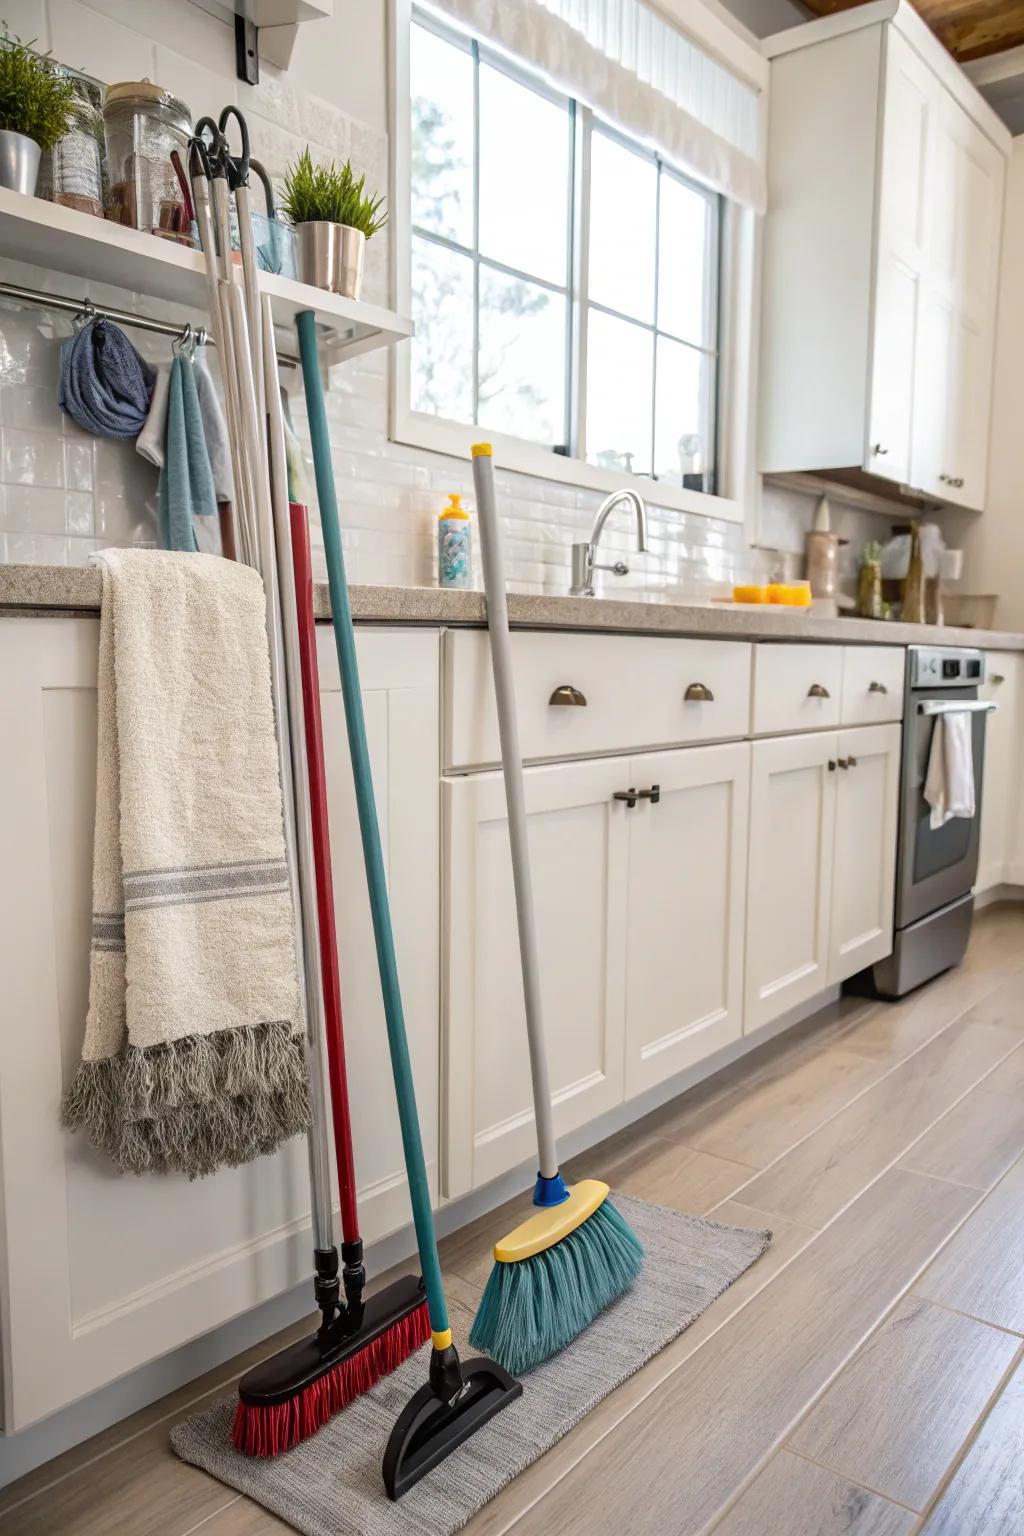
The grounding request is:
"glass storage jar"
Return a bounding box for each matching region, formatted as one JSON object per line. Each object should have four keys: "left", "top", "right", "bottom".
{"left": 37, "top": 75, "right": 104, "bottom": 218}
{"left": 102, "top": 81, "right": 192, "bottom": 243}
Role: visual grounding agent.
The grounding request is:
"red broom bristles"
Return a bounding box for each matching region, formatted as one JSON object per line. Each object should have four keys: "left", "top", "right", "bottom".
{"left": 231, "top": 1301, "right": 431, "bottom": 1457}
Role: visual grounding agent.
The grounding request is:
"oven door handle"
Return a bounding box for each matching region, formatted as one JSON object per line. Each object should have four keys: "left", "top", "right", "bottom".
{"left": 917, "top": 700, "right": 998, "bottom": 716}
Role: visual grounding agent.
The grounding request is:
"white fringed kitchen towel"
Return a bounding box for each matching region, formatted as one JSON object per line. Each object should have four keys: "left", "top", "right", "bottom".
{"left": 924, "top": 709, "right": 975, "bottom": 830}
{"left": 61, "top": 549, "right": 310, "bottom": 1177}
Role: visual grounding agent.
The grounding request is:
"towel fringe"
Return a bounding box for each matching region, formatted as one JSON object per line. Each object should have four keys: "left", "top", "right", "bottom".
{"left": 60, "top": 1021, "right": 311, "bottom": 1179}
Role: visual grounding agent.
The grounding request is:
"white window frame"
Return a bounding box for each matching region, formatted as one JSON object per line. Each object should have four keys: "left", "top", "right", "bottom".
{"left": 388, "top": 0, "right": 761, "bottom": 526}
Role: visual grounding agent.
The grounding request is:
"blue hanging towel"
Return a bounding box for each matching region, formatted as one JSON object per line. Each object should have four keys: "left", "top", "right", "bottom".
{"left": 58, "top": 317, "right": 155, "bottom": 439}
{"left": 158, "top": 355, "right": 218, "bottom": 552}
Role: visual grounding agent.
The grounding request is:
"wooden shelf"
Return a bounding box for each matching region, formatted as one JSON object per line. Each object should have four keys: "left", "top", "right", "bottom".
{"left": 0, "top": 186, "right": 412, "bottom": 367}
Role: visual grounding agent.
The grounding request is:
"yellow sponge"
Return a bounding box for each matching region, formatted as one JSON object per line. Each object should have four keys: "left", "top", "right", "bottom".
{"left": 493, "top": 1179, "right": 610, "bottom": 1263}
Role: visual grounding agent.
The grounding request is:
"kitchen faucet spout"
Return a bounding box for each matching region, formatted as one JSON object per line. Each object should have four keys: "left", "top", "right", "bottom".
{"left": 570, "top": 489, "right": 649, "bottom": 596}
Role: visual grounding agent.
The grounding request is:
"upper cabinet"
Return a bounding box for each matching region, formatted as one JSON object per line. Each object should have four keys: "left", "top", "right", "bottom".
{"left": 759, "top": 4, "right": 1009, "bottom": 511}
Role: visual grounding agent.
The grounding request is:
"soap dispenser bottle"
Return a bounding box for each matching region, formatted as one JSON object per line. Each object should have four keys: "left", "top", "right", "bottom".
{"left": 438, "top": 492, "right": 472, "bottom": 589}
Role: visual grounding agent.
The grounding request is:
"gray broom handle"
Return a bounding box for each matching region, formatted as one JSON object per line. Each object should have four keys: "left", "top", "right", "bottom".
{"left": 472, "top": 450, "right": 558, "bottom": 1181}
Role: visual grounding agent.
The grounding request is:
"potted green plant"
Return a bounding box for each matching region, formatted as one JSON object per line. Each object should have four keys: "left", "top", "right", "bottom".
{"left": 281, "top": 147, "right": 387, "bottom": 299}
{"left": 0, "top": 30, "right": 75, "bottom": 195}
{"left": 281, "top": 148, "right": 347, "bottom": 292}
{"left": 335, "top": 163, "right": 387, "bottom": 301}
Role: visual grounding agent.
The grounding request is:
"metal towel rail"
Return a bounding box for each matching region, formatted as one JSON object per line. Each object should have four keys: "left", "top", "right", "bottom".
{"left": 918, "top": 700, "right": 998, "bottom": 716}
{"left": 0, "top": 277, "right": 298, "bottom": 365}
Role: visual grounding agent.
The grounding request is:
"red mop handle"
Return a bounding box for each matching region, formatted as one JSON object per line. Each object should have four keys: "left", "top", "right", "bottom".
{"left": 290, "top": 500, "right": 360, "bottom": 1244}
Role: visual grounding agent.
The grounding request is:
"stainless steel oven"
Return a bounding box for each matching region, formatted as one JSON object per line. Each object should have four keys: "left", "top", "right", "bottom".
{"left": 872, "top": 646, "right": 996, "bottom": 997}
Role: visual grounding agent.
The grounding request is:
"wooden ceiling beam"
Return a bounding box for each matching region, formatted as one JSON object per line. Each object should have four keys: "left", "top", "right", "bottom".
{"left": 800, "top": 1, "right": 1024, "bottom": 61}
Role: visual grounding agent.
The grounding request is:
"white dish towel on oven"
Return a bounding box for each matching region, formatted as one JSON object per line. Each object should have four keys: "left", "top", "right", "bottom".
{"left": 60, "top": 548, "right": 309, "bottom": 1178}
{"left": 924, "top": 709, "right": 975, "bottom": 829}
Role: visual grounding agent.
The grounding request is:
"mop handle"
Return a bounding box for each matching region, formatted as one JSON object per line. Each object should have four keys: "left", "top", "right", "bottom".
{"left": 290, "top": 502, "right": 361, "bottom": 1244}
{"left": 296, "top": 311, "right": 449, "bottom": 1340}
{"left": 471, "top": 448, "right": 559, "bottom": 1180}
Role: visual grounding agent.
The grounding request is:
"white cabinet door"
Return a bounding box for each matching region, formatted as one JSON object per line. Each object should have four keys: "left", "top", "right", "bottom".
{"left": 0, "top": 619, "right": 439, "bottom": 1429}
{"left": 443, "top": 757, "right": 628, "bottom": 1197}
{"left": 623, "top": 744, "right": 750, "bottom": 1097}
{"left": 746, "top": 732, "right": 838, "bottom": 1032}
{"left": 828, "top": 723, "right": 901, "bottom": 985}
{"left": 977, "top": 654, "right": 1022, "bottom": 892}
{"left": 910, "top": 288, "right": 956, "bottom": 501}
{"left": 865, "top": 26, "right": 933, "bottom": 482}
{"left": 911, "top": 94, "right": 1004, "bottom": 509}
{"left": 316, "top": 627, "right": 441, "bottom": 1243}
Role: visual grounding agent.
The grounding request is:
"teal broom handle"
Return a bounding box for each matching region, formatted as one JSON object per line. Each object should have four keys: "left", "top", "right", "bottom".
{"left": 296, "top": 311, "right": 448, "bottom": 1339}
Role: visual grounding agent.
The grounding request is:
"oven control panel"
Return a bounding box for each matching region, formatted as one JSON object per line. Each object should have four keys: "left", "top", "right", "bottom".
{"left": 909, "top": 647, "right": 985, "bottom": 689}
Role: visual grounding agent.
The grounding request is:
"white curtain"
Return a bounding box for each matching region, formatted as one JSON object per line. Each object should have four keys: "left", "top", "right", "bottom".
{"left": 425, "top": 0, "right": 766, "bottom": 211}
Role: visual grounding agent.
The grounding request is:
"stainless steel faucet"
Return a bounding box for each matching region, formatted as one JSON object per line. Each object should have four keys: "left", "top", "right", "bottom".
{"left": 570, "top": 489, "right": 649, "bottom": 596}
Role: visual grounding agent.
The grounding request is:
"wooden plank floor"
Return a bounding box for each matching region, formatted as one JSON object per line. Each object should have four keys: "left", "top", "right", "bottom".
{"left": 3, "top": 902, "right": 1024, "bottom": 1536}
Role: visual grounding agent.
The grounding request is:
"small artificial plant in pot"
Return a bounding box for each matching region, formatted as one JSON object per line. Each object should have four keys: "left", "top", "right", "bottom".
{"left": 281, "top": 147, "right": 387, "bottom": 298}
{"left": 335, "top": 163, "right": 387, "bottom": 301}
{"left": 281, "top": 148, "right": 348, "bottom": 292}
{"left": 0, "top": 30, "right": 75, "bottom": 195}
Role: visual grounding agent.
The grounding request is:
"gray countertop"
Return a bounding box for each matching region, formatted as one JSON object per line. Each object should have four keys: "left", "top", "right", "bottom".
{"left": 2, "top": 563, "right": 1022, "bottom": 650}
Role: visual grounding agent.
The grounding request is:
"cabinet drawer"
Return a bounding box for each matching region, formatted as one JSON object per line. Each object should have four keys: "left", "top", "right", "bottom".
{"left": 841, "top": 646, "right": 905, "bottom": 725}
{"left": 444, "top": 630, "right": 752, "bottom": 770}
{"left": 752, "top": 644, "right": 843, "bottom": 736}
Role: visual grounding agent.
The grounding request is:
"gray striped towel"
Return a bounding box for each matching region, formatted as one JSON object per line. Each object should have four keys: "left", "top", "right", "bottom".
{"left": 61, "top": 549, "right": 310, "bottom": 1177}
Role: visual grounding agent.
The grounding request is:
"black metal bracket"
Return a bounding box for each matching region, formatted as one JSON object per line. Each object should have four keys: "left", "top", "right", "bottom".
{"left": 235, "top": 14, "right": 259, "bottom": 85}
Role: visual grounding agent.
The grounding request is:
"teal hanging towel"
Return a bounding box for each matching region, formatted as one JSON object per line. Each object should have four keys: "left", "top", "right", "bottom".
{"left": 158, "top": 354, "right": 218, "bottom": 552}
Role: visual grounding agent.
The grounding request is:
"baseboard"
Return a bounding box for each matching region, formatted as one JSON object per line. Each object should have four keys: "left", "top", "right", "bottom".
{"left": 0, "top": 982, "right": 841, "bottom": 1489}
{"left": 975, "top": 881, "right": 1024, "bottom": 911}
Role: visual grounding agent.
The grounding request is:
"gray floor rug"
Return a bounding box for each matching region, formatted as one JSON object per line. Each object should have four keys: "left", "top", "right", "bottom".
{"left": 172, "top": 1193, "right": 770, "bottom": 1535}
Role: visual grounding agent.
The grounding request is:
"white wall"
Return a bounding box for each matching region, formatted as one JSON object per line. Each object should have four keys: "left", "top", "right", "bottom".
{"left": 0, "top": 0, "right": 893, "bottom": 598}
{"left": 960, "top": 137, "right": 1024, "bottom": 631}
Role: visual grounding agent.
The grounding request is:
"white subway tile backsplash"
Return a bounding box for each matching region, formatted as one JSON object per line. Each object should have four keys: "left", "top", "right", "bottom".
{"left": 0, "top": 0, "right": 47, "bottom": 46}
{"left": 154, "top": 45, "right": 236, "bottom": 120}
{"left": 2, "top": 484, "right": 68, "bottom": 533}
{"left": 2, "top": 428, "right": 65, "bottom": 488}
{"left": 49, "top": 0, "right": 154, "bottom": 86}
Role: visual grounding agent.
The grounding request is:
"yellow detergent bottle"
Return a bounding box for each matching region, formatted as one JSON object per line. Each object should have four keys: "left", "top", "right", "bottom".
{"left": 438, "top": 492, "right": 472, "bottom": 589}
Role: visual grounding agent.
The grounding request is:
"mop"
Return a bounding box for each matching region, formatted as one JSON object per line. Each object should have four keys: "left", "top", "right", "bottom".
{"left": 467, "top": 445, "right": 643, "bottom": 1377}
{"left": 296, "top": 311, "right": 522, "bottom": 1500}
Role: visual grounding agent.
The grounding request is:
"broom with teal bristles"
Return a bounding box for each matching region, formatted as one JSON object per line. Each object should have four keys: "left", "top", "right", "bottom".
{"left": 468, "top": 445, "right": 644, "bottom": 1377}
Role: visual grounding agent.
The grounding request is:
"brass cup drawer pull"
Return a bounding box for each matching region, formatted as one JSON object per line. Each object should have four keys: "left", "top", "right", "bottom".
{"left": 868, "top": 680, "right": 888, "bottom": 695}
{"left": 549, "top": 683, "right": 587, "bottom": 707}
{"left": 807, "top": 683, "right": 831, "bottom": 699}
{"left": 992, "top": 674, "right": 1005, "bottom": 685}
{"left": 684, "top": 682, "right": 714, "bottom": 703}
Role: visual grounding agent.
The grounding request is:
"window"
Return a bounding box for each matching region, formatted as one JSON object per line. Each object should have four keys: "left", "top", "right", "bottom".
{"left": 406, "top": 11, "right": 721, "bottom": 497}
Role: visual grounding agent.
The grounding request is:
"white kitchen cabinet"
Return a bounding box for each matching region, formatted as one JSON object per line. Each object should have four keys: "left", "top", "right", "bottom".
{"left": 0, "top": 618, "right": 440, "bottom": 1429}
{"left": 442, "top": 739, "right": 752, "bottom": 1190}
{"left": 623, "top": 743, "right": 750, "bottom": 1097}
{"left": 976, "top": 653, "right": 1022, "bottom": 892}
{"left": 442, "top": 757, "right": 629, "bottom": 1198}
{"left": 746, "top": 731, "right": 839, "bottom": 1031}
{"left": 746, "top": 722, "right": 901, "bottom": 1029}
{"left": 827, "top": 724, "right": 901, "bottom": 984}
{"left": 760, "top": 5, "right": 1008, "bottom": 510}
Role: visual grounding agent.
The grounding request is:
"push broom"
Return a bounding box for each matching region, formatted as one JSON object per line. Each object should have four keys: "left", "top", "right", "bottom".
{"left": 230, "top": 301, "right": 429, "bottom": 1457}
{"left": 296, "top": 312, "right": 522, "bottom": 1499}
{"left": 468, "top": 444, "right": 644, "bottom": 1376}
